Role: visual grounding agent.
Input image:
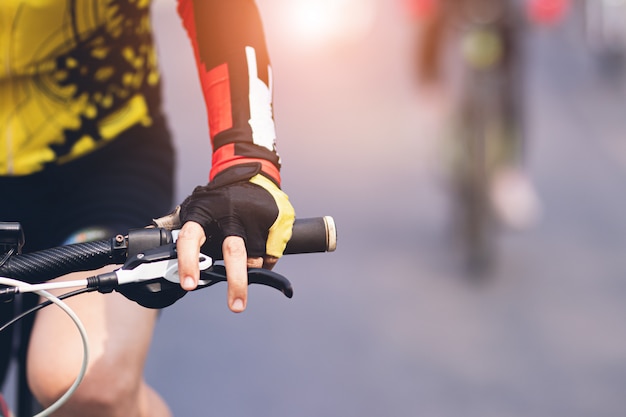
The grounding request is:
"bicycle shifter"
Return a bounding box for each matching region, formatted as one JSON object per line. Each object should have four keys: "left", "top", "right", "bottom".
{"left": 94, "top": 243, "right": 293, "bottom": 309}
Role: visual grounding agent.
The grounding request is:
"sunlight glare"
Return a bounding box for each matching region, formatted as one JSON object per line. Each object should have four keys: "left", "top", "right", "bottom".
{"left": 283, "top": 0, "right": 377, "bottom": 48}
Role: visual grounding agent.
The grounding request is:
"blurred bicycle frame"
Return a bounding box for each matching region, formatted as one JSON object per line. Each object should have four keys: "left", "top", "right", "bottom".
{"left": 414, "top": 0, "right": 528, "bottom": 276}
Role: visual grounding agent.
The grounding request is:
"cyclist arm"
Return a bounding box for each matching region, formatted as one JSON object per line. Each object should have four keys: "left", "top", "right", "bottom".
{"left": 175, "top": 0, "right": 294, "bottom": 312}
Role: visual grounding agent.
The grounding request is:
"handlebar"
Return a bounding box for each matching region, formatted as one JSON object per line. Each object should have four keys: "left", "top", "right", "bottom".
{"left": 286, "top": 216, "right": 337, "bottom": 254}
{"left": 0, "top": 216, "right": 337, "bottom": 308}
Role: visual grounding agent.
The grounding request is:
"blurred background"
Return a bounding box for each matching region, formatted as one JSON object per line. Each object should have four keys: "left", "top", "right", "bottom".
{"left": 134, "top": 0, "right": 626, "bottom": 416}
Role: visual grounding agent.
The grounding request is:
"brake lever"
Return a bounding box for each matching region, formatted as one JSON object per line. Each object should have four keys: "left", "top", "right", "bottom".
{"left": 114, "top": 243, "right": 293, "bottom": 298}
{"left": 115, "top": 243, "right": 212, "bottom": 285}
{"left": 198, "top": 265, "right": 293, "bottom": 298}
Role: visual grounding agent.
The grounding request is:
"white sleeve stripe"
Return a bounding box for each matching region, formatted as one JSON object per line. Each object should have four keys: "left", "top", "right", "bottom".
{"left": 245, "top": 46, "right": 277, "bottom": 153}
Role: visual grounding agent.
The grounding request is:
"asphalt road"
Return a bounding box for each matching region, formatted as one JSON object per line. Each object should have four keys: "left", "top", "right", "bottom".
{"left": 10, "top": 2, "right": 626, "bottom": 416}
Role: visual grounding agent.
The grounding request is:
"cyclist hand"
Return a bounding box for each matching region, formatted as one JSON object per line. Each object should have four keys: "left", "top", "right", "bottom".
{"left": 176, "top": 163, "right": 295, "bottom": 313}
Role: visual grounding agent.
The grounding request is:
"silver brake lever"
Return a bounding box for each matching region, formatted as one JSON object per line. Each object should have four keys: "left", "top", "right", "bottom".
{"left": 115, "top": 254, "right": 213, "bottom": 286}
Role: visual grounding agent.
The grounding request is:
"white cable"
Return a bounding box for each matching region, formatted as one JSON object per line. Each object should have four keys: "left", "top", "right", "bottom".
{"left": 9, "top": 279, "right": 89, "bottom": 294}
{"left": 0, "top": 277, "right": 90, "bottom": 417}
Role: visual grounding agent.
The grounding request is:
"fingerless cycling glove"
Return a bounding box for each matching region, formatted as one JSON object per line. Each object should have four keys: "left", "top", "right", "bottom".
{"left": 180, "top": 163, "right": 295, "bottom": 258}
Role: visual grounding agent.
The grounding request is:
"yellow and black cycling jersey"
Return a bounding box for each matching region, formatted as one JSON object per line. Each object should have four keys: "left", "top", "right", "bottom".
{"left": 1, "top": 0, "right": 283, "bottom": 182}
{"left": 0, "top": 0, "right": 161, "bottom": 176}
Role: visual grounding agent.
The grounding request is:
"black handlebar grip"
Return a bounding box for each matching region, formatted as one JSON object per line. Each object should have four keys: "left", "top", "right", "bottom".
{"left": 284, "top": 216, "right": 337, "bottom": 254}
{"left": 201, "top": 216, "right": 336, "bottom": 260}
{"left": 0, "top": 240, "right": 114, "bottom": 283}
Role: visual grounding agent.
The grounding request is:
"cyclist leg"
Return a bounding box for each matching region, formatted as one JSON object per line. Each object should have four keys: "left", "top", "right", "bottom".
{"left": 27, "top": 267, "right": 169, "bottom": 417}
{"left": 488, "top": 6, "right": 541, "bottom": 229}
{"left": 6, "top": 122, "right": 175, "bottom": 417}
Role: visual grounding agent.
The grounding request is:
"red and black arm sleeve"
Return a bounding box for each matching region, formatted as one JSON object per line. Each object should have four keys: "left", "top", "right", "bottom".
{"left": 177, "top": 0, "right": 281, "bottom": 184}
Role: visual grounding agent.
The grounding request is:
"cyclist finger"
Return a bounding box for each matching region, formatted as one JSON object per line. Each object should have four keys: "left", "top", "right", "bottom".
{"left": 176, "top": 221, "right": 206, "bottom": 291}
{"left": 247, "top": 257, "right": 264, "bottom": 269}
{"left": 263, "top": 255, "right": 279, "bottom": 270}
{"left": 223, "top": 235, "right": 248, "bottom": 313}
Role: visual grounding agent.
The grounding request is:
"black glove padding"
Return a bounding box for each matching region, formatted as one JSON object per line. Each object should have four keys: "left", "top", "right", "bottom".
{"left": 180, "top": 163, "right": 295, "bottom": 258}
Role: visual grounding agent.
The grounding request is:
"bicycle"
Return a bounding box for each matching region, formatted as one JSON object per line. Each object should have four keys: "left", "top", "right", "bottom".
{"left": 0, "top": 215, "right": 337, "bottom": 417}
{"left": 416, "top": 0, "right": 527, "bottom": 276}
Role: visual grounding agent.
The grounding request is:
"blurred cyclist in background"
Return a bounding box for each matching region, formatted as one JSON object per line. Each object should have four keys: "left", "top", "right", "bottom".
{"left": 406, "top": 0, "right": 569, "bottom": 229}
